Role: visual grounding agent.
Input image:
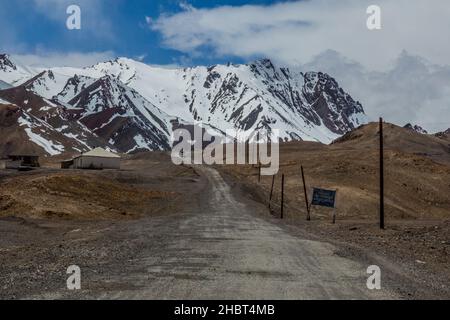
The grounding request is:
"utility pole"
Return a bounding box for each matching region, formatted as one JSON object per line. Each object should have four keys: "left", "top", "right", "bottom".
{"left": 301, "top": 166, "right": 311, "bottom": 221}
{"left": 258, "top": 163, "right": 261, "bottom": 183}
{"left": 379, "top": 118, "right": 385, "bottom": 229}
{"left": 281, "top": 174, "right": 285, "bottom": 219}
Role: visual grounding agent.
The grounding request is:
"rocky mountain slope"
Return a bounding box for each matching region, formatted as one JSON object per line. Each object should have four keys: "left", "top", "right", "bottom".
{"left": 0, "top": 53, "right": 368, "bottom": 155}
{"left": 62, "top": 75, "right": 173, "bottom": 152}
{"left": 76, "top": 58, "right": 367, "bottom": 142}
{"left": 404, "top": 123, "right": 428, "bottom": 134}
{"left": 0, "top": 87, "right": 108, "bottom": 157}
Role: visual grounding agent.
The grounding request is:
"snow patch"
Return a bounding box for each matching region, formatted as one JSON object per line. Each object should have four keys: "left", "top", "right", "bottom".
{"left": 23, "top": 128, "right": 65, "bottom": 155}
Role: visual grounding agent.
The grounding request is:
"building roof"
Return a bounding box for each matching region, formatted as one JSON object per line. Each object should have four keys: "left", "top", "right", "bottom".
{"left": 78, "top": 147, "right": 121, "bottom": 159}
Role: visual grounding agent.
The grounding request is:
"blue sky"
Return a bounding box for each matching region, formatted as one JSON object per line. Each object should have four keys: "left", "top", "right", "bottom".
{"left": 1, "top": 0, "right": 449, "bottom": 132}
{"left": 0, "top": 0, "right": 291, "bottom": 67}
{"left": 1, "top": 0, "right": 449, "bottom": 70}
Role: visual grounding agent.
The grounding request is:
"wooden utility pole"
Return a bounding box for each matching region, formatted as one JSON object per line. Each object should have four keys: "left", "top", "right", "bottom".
{"left": 301, "top": 166, "right": 311, "bottom": 221}
{"left": 258, "top": 163, "right": 261, "bottom": 183}
{"left": 379, "top": 118, "right": 385, "bottom": 229}
{"left": 269, "top": 175, "right": 275, "bottom": 210}
{"left": 281, "top": 174, "right": 285, "bottom": 219}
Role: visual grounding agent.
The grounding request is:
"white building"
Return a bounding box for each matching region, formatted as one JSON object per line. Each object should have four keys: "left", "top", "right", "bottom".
{"left": 72, "top": 148, "right": 121, "bottom": 170}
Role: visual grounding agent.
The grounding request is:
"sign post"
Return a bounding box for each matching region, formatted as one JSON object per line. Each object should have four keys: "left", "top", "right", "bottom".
{"left": 311, "top": 188, "right": 337, "bottom": 223}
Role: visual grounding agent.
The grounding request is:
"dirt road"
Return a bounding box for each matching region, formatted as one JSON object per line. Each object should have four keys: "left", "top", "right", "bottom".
{"left": 1, "top": 166, "right": 401, "bottom": 299}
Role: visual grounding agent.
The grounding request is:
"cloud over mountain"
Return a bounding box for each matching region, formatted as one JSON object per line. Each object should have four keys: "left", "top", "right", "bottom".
{"left": 303, "top": 50, "right": 450, "bottom": 133}
{"left": 150, "top": 0, "right": 450, "bottom": 70}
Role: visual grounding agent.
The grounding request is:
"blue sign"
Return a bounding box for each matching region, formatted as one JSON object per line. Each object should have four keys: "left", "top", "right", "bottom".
{"left": 311, "top": 188, "right": 336, "bottom": 208}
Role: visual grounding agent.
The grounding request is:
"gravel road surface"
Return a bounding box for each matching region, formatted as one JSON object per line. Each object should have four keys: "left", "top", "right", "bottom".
{"left": 2, "top": 166, "right": 397, "bottom": 299}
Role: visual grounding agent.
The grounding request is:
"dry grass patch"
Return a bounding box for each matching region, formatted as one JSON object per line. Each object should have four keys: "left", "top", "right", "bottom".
{"left": 0, "top": 173, "right": 176, "bottom": 220}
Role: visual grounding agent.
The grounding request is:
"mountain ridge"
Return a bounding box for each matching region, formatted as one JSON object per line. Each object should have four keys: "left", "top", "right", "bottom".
{"left": 1, "top": 53, "right": 368, "bottom": 156}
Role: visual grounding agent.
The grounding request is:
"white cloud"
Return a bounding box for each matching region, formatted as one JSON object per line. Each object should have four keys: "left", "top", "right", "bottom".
{"left": 150, "top": 0, "right": 450, "bottom": 132}
{"left": 14, "top": 51, "right": 116, "bottom": 68}
{"left": 150, "top": 0, "right": 450, "bottom": 71}
{"left": 178, "top": 0, "right": 196, "bottom": 12}
{"left": 303, "top": 50, "right": 450, "bottom": 133}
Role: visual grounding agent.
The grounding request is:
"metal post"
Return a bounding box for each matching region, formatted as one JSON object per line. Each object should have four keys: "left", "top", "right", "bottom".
{"left": 301, "top": 166, "right": 311, "bottom": 221}
{"left": 269, "top": 175, "right": 275, "bottom": 210}
{"left": 281, "top": 174, "right": 285, "bottom": 219}
{"left": 380, "top": 118, "right": 385, "bottom": 229}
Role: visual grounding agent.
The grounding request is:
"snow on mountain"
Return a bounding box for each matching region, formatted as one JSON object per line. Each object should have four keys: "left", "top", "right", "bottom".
{"left": 404, "top": 123, "right": 428, "bottom": 134}
{"left": 56, "top": 74, "right": 97, "bottom": 103}
{"left": 62, "top": 75, "right": 173, "bottom": 152}
{"left": 78, "top": 57, "right": 366, "bottom": 143}
{"left": 0, "top": 86, "right": 110, "bottom": 156}
{"left": 17, "top": 111, "right": 66, "bottom": 156}
{"left": 0, "top": 79, "right": 12, "bottom": 90}
{"left": 0, "top": 53, "right": 368, "bottom": 154}
{"left": 0, "top": 97, "right": 11, "bottom": 104}
{"left": 21, "top": 70, "right": 72, "bottom": 100}
{"left": 0, "top": 54, "right": 37, "bottom": 86}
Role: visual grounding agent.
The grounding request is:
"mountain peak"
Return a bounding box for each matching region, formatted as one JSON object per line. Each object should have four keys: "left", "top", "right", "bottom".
{"left": 0, "top": 54, "right": 17, "bottom": 71}
{"left": 404, "top": 123, "right": 428, "bottom": 134}
{"left": 435, "top": 128, "right": 450, "bottom": 139}
{"left": 251, "top": 58, "right": 276, "bottom": 69}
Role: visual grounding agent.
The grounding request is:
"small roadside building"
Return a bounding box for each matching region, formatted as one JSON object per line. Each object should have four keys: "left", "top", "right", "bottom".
{"left": 71, "top": 147, "right": 121, "bottom": 170}
{"left": 3, "top": 154, "right": 40, "bottom": 169}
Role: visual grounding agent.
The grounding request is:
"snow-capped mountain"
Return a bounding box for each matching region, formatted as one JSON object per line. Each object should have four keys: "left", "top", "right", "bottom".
{"left": 0, "top": 53, "right": 368, "bottom": 155}
{"left": 0, "top": 80, "right": 12, "bottom": 90}
{"left": 404, "top": 123, "right": 428, "bottom": 134}
{"left": 0, "top": 54, "right": 37, "bottom": 86}
{"left": 61, "top": 75, "right": 173, "bottom": 152}
{"left": 77, "top": 57, "right": 366, "bottom": 143}
{"left": 56, "top": 74, "right": 97, "bottom": 103}
{"left": 0, "top": 86, "right": 109, "bottom": 156}
{"left": 22, "top": 70, "right": 71, "bottom": 100}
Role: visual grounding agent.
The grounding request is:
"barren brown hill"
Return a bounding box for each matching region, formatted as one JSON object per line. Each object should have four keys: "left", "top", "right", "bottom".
{"left": 222, "top": 122, "right": 450, "bottom": 221}
{"left": 0, "top": 152, "right": 196, "bottom": 220}
{"left": 333, "top": 122, "right": 450, "bottom": 165}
